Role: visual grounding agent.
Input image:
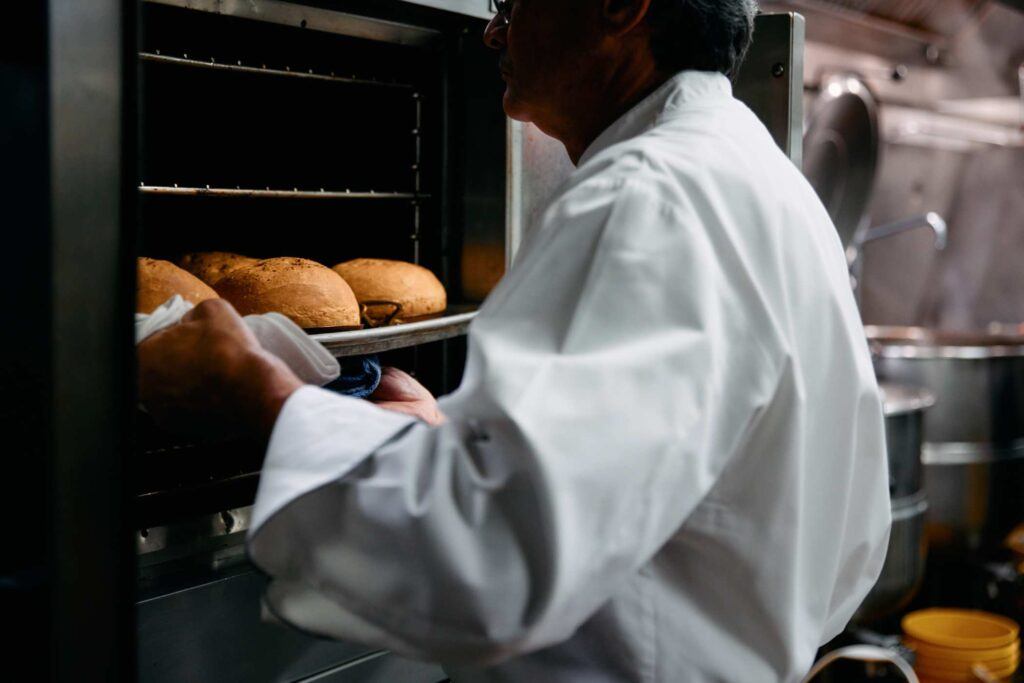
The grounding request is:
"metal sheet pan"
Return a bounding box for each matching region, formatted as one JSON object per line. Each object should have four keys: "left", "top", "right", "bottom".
{"left": 311, "top": 306, "right": 477, "bottom": 357}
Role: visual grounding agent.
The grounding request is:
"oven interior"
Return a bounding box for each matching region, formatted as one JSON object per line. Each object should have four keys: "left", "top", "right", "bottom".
{"left": 134, "top": 1, "right": 507, "bottom": 532}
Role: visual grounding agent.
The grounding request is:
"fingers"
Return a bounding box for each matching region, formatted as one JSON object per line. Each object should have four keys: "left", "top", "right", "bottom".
{"left": 371, "top": 367, "right": 434, "bottom": 402}
{"left": 372, "top": 400, "right": 447, "bottom": 427}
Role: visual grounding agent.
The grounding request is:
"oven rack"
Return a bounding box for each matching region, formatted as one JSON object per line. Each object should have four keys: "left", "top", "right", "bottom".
{"left": 139, "top": 184, "right": 429, "bottom": 201}
{"left": 140, "top": 51, "right": 415, "bottom": 90}
{"left": 312, "top": 306, "right": 478, "bottom": 357}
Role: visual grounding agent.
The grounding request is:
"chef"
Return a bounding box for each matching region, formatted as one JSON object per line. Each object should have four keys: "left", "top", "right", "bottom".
{"left": 138, "top": 0, "right": 892, "bottom": 680}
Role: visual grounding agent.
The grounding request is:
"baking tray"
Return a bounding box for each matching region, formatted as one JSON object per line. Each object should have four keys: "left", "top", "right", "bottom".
{"left": 310, "top": 305, "right": 478, "bottom": 357}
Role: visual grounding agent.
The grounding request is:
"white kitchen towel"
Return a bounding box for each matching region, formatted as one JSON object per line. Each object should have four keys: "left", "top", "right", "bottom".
{"left": 135, "top": 296, "right": 341, "bottom": 386}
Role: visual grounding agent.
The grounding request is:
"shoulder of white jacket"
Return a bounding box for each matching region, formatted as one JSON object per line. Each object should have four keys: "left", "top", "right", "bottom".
{"left": 561, "top": 144, "right": 687, "bottom": 206}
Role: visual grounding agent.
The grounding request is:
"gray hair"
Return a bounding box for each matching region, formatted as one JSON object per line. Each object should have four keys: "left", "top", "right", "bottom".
{"left": 646, "top": 0, "right": 758, "bottom": 78}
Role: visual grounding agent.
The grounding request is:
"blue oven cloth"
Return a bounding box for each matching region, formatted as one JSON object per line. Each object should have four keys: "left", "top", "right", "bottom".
{"left": 323, "top": 354, "right": 382, "bottom": 399}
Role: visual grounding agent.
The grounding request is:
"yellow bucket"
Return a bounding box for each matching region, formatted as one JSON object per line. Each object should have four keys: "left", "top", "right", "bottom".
{"left": 917, "top": 651, "right": 1011, "bottom": 671}
{"left": 905, "top": 636, "right": 1019, "bottom": 662}
{"left": 915, "top": 652, "right": 1019, "bottom": 676}
{"left": 914, "top": 662, "right": 1017, "bottom": 681}
{"left": 902, "top": 609, "right": 1020, "bottom": 650}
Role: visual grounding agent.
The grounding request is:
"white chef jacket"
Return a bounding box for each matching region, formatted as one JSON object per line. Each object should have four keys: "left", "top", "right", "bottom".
{"left": 247, "top": 71, "right": 891, "bottom": 682}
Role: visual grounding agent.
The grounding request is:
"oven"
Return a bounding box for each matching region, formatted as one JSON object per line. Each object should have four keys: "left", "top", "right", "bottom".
{"left": 132, "top": 2, "right": 506, "bottom": 680}
{"left": 6, "top": 2, "right": 803, "bottom": 680}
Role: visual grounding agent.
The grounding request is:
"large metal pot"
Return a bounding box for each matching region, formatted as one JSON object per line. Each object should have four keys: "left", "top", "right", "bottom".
{"left": 879, "top": 384, "right": 934, "bottom": 499}
{"left": 868, "top": 325, "right": 1024, "bottom": 556}
{"left": 853, "top": 385, "right": 934, "bottom": 624}
{"left": 854, "top": 493, "right": 929, "bottom": 624}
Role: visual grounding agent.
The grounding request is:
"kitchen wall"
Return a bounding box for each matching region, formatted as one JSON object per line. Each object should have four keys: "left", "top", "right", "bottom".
{"left": 767, "top": 0, "right": 1024, "bottom": 328}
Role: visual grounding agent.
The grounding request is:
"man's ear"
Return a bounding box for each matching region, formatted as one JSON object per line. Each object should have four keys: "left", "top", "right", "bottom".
{"left": 601, "top": 0, "right": 654, "bottom": 36}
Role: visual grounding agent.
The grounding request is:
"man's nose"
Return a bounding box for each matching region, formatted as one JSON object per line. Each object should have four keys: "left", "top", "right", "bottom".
{"left": 483, "top": 15, "right": 507, "bottom": 50}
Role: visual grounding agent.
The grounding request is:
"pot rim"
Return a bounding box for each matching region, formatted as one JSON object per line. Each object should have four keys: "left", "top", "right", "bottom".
{"left": 880, "top": 383, "right": 936, "bottom": 416}
{"left": 866, "top": 325, "right": 1024, "bottom": 359}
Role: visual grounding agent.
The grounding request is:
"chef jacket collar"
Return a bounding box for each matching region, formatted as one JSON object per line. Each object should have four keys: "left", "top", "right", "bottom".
{"left": 578, "top": 70, "right": 733, "bottom": 167}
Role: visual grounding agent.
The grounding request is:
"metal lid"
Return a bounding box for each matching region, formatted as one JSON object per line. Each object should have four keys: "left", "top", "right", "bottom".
{"left": 803, "top": 74, "right": 880, "bottom": 248}
{"left": 879, "top": 383, "right": 936, "bottom": 416}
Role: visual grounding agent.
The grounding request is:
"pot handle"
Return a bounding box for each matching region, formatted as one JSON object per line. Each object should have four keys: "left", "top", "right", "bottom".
{"left": 802, "top": 645, "right": 919, "bottom": 683}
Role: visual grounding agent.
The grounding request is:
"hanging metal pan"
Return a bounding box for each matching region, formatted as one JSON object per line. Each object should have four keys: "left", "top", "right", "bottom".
{"left": 802, "top": 74, "right": 880, "bottom": 249}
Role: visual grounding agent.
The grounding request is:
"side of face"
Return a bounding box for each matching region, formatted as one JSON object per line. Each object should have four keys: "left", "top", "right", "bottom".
{"left": 486, "top": 0, "right": 603, "bottom": 130}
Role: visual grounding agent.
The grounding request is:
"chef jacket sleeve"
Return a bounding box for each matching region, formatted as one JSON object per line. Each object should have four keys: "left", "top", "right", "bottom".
{"left": 247, "top": 173, "right": 783, "bottom": 665}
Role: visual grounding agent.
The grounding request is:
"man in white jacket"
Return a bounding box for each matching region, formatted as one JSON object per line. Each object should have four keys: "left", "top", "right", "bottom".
{"left": 139, "top": 0, "right": 891, "bottom": 680}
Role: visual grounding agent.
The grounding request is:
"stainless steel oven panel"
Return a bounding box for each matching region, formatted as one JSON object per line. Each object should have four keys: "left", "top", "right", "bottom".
{"left": 400, "top": 0, "right": 492, "bottom": 19}
{"left": 138, "top": 568, "right": 446, "bottom": 683}
{"left": 50, "top": 0, "right": 136, "bottom": 678}
{"left": 733, "top": 12, "right": 806, "bottom": 166}
{"left": 506, "top": 121, "right": 577, "bottom": 258}
{"left": 295, "top": 651, "right": 448, "bottom": 682}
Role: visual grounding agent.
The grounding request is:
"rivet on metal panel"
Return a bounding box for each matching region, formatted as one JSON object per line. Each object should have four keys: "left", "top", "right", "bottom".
{"left": 772, "top": 62, "right": 786, "bottom": 78}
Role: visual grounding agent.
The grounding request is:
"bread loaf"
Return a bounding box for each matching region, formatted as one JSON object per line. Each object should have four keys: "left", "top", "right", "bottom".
{"left": 332, "top": 258, "right": 447, "bottom": 325}
{"left": 179, "top": 251, "right": 259, "bottom": 286}
{"left": 137, "top": 257, "right": 219, "bottom": 314}
{"left": 214, "top": 257, "right": 360, "bottom": 329}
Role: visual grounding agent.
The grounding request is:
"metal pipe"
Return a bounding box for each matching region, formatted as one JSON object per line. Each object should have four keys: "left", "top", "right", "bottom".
{"left": 855, "top": 211, "right": 948, "bottom": 251}
{"left": 848, "top": 212, "right": 947, "bottom": 311}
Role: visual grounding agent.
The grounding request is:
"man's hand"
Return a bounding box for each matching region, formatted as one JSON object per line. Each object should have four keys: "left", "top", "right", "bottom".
{"left": 137, "top": 299, "right": 304, "bottom": 438}
{"left": 370, "top": 367, "right": 446, "bottom": 426}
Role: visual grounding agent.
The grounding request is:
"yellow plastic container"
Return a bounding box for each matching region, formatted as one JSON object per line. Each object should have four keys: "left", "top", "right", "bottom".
{"left": 902, "top": 609, "right": 1020, "bottom": 650}
{"left": 915, "top": 652, "right": 1018, "bottom": 676}
{"left": 905, "top": 636, "right": 1019, "bottom": 662}
{"left": 914, "top": 661, "right": 1017, "bottom": 681}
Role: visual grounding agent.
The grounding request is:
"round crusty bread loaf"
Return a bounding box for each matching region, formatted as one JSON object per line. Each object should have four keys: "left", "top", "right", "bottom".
{"left": 179, "top": 251, "right": 259, "bottom": 286}
{"left": 214, "top": 257, "right": 360, "bottom": 329}
{"left": 137, "top": 257, "right": 219, "bottom": 314}
{"left": 332, "top": 258, "right": 447, "bottom": 323}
